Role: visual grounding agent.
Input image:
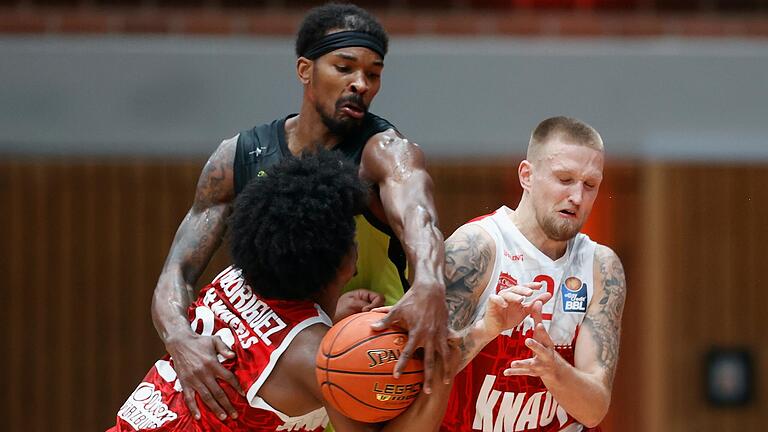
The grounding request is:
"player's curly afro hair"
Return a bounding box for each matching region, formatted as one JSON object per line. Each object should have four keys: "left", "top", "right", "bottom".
{"left": 295, "top": 3, "right": 388, "bottom": 58}
{"left": 228, "top": 150, "right": 368, "bottom": 300}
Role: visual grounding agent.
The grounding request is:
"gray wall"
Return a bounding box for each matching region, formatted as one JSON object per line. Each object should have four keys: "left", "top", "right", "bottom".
{"left": 2, "top": 36, "right": 767, "bottom": 160}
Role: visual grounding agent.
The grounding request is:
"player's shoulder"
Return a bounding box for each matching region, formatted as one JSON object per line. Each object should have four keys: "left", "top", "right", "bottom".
{"left": 445, "top": 221, "right": 497, "bottom": 258}
{"left": 360, "top": 123, "right": 426, "bottom": 182}
{"left": 237, "top": 116, "right": 283, "bottom": 138}
{"left": 593, "top": 243, "right": 622, "bottom": 267}
{"left": 361, "top": 112, "right": 406, "bottom": 149}
{"left": 210, "top": 133, "right": 239, "bottom": 163}
{"left": 364, "top": 112, "right": 397, "bottom": 133}
{"left": 194, "top": 135, "right": 239, "bottom": 206}
{"left": 233, "top": 116, "right": 286, "bottom": 151}
{"left": 451, "top": 220, "right": 494, "bottom": 241}
{"left": 592, "top": 243, "right": 626, "bottom": 293}
{"left": 276, "top": 322, "right": 329, "bottom": 399}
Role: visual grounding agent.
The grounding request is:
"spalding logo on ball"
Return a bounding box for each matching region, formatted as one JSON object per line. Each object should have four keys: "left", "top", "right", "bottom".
{"left": 315, "top": 312, "right": 424, "bottom": 423}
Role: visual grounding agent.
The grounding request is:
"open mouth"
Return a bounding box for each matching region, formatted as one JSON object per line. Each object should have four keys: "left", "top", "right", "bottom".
{"left": 558, "top": 209, "right": 577, "bottom": 218}
{"left": 340, "top": 102, "right": 365, "bottom": 119}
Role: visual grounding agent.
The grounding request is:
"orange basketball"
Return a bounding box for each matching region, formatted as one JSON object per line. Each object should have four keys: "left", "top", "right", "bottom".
{"left": 315, "top": 311, "right": 424, "bottom": 423}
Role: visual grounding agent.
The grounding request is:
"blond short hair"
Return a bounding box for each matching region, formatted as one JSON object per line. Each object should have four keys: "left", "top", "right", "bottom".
{"left": 527, "top": 116, "right": 604, "bottom": 161}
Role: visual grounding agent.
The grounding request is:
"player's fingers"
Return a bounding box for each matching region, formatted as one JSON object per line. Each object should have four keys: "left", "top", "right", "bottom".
{"left": 202, "top": 372, "right": 238, "bottom": 420}
{"left": 363, "top": 293, "right": 385, "bottom": 311}
{"left": 393, "top": 333, "right": 418, "bottom": 379}
{"left": 488, "top": 293, "right": 509, "bottom": 309}
{"left": 524, "top": 337, "right": 550, "bottom": 359}
{"left": 509, "top": 358, "right": 536, "bottom": 369}
{"left": 369, "top": 306, "right": 393, "bottom": 314}
{"left": 498, "top": 291, "right": 525, "bottom": 306}
{"left": 182, "top": 387, "right": 201, "bottom": 420}
{"left": 347, "top": 298, "right": 369, "bottom": 312}
{"left": 195, "top": 383, "right": 227, "bottom": 420}
{"left": 435, "top": 332, "right": 453, "bottom": 384}
{"left": 535, "top": 292, "right": 553, "bottom": 304}
{"left": 422, "top": 341, "right": 436, "bottom": 395}
{"left": 531, "top": 300, "right": 544, "bottom": 325}
{"left": 500, "top": 285, "right": 533, "bottom": 297}
{"left": 503, "top": 367, "right": 536, "bottom": 377}
{"left": 353, "top": 289, "right": 379, "bottom": 302}
{"left": 533, "top": 322, "right": 555, "bottom": 348}
{"left": 215, "top": 362, "right": 245, "bottom": 397}
{"left": 523, "top": 292, "right": 552, "bottom": 311}
{"left": 522, "top": 282, "right": 543, "bottom": 290}
{"left": 371, "top": 307, "right": 399, "bottom": 331}
{"left": 213, "top": 335, "right": 235, "bottom": 359}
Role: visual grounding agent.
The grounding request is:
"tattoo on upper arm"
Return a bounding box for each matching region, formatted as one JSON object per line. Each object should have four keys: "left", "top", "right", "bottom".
{"left": 444, "top": 229, "right": 492, "bottom": 331}
{"left": 583, "top": 247, "right": 627, "bottom": 387}
{"left": 194, "top": 142, "right": 235, "bottom": 208}
{"left": 168, "top": 142, "right": 235, "bottom": 284}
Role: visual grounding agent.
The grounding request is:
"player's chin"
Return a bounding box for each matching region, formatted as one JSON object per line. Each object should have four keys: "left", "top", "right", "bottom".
{"left": 549, "top": 221, "right": 581, "bottom": 241}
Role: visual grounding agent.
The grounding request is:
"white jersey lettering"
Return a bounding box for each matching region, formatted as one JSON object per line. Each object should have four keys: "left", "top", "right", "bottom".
{"left": 473, "top": 375, "right": 502, "bottom": 431}
{"left": 494, "top": 390, "right": 525, "bottom": 432}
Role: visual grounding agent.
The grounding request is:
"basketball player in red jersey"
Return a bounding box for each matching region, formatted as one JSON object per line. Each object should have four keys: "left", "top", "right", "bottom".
{"left": 109, "top": 151, "right": 452, "bottom": 432}
{"left": 440, "top": 117, "right": 627, "bottom": 432}
{"left": 151, "top": 5, "right": 449, "bottom": 421}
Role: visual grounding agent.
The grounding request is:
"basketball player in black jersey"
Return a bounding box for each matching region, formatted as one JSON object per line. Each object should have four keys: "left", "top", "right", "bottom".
{"left": 150, "top": 3, "right": 450, "bottom": 422}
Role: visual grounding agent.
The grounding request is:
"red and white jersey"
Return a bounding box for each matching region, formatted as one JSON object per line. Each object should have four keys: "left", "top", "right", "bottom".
{"left": 441, "top": 206, "right": 597, "bottom": 432}
{"left": 109, "top": 266, "right": 332, "bottom": 432}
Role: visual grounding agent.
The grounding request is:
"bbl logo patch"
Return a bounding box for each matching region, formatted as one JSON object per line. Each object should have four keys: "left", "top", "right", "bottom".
{"left": 561, "top": 276, "right": 587, "bottom": 313}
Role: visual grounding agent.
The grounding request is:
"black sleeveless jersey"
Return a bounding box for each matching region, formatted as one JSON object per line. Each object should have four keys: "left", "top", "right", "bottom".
{"left": 231, "top": 112, "right": 410, "bottom": 302}
{"left": 233, "top": 113, "right": 396, "bottom": 195}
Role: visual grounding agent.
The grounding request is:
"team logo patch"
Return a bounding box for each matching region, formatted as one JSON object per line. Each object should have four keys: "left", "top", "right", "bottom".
{"left": 561, "top": 276, "right": 587, "bottom": 313}
{"left": 117, "top": 382, "right": 178, "bottom": 430}
{"left": 495, "top": 272, "right": 518, "bottom": 293}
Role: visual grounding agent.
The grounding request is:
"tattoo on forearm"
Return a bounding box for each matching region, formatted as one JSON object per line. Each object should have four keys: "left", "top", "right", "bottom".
{"left": 584, "top": 247, "right": 627, "bottom": 387}
{"left": 444, "top": 230, "right": 492, "bottom": 331}
{"left": 454, "top": 326, "right": 479, "bottom": 367}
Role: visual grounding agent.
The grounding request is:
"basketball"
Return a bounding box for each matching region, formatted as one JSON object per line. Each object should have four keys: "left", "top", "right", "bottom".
{"left": 315, "top": 311, "right": 424, "bottom": 423}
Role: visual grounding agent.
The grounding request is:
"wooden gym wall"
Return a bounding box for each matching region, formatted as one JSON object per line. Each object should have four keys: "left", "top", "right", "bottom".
{"left": 0, "top": 158, "right": 763, "bottom": 431}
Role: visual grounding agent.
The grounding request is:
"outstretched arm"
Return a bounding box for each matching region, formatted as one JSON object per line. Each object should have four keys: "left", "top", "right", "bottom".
{"left": 151, "top": 137, "right": 243, "bottom": 420}
{"left": 504, "top": 245, "right": 626, "bottom": 427}
{"left": 360, "top": 131, "right": 448, "bottom": 393}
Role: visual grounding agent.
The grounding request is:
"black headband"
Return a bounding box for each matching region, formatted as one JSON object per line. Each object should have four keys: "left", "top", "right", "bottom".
{"left": 302, "top": 30, "right": 385, "bottom": 60}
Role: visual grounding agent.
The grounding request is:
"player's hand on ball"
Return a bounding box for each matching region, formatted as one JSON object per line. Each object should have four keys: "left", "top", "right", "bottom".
{"left": 371, "top": 281, "right": 451, "bottom": 394}
{"left": 503, "top": 300, "right": 563, "bottom": 380}
{"left": 479, "top": 282, "right": 550, "bottom": 337}
{"left": 166, "top": 333, "right": 244, "bottom": 421}
{"left": 334, "top": 289, "right": 385, "bottom": 322}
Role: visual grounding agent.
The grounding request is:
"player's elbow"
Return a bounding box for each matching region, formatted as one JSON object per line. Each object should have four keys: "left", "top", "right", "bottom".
{"left": 578, "top": 396, "right": 610, "bottom": 428}
{"left": 581, "top": 415, "right": 605, "bottom": 429}
{"left": 579, "top": 411, "right": 606, "bottom": 428}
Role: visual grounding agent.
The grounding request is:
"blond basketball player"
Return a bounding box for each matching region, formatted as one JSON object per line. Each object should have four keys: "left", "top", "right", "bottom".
{"left": 440, "top": 117, "right": 627, "bottom": 432}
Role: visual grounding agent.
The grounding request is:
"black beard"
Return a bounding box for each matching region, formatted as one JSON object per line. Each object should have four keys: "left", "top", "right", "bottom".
{"left": 316, "top": 95, "right": 367, "bottom": 138}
